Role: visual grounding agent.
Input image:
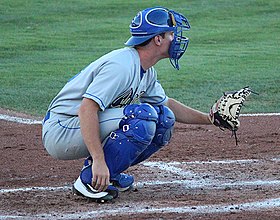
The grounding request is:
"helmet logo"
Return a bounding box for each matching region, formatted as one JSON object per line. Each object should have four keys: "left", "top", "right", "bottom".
{"left": 131, "top": 12, "right": 142, "bottom": 28}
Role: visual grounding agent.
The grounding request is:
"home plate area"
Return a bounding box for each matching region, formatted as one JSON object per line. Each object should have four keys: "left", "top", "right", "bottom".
{"left": 0, "top": 114, "right": 280, "bottom": 219}
{"left": 1, "top": 158, "right": 280, "bottom": 219}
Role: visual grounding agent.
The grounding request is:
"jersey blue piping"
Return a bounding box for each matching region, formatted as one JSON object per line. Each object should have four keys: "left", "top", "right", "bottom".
{"left": 84, "top": 93, "right": 105, "bottom": 109}
{"left": 159, "top": 96, "right": 167, "bottom": 104}
{"left": 58, "top": 119, "right": 80, "bottom": 130}
{"left": 145, "top": 96, "right": 167, "bottom": 105}
{"left": 57, "top": 118, "right": 121, "bottom": 130}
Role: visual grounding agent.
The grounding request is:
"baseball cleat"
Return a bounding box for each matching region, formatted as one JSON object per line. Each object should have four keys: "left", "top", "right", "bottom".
{"left": 73, "top": 176, "right": 118, "bottom": 203}
{"left": 82, "top": 156, "right": 134, "bottom": 192}
{"left": 111, "top": 173, "right": 134, "bottom": 192}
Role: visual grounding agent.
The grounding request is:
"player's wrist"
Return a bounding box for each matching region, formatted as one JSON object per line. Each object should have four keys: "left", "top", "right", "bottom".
{"left": 91, "top": 152, "right": 105, "bottom": 161}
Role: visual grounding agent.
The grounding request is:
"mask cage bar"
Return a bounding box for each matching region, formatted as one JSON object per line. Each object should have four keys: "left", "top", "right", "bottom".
{"left": 168, "top": 10, "right": 190, "bottom": 70}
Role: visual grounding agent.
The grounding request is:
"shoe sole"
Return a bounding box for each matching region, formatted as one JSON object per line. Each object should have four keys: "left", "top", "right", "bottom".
{"left": 114, "top": 184, "right": 133, "bottom": 192}
{"left": 110, "top": 174, "right": 134, "bottom": 192}
{"left": 73, "top": 177, "right": 114, "bottom": 203}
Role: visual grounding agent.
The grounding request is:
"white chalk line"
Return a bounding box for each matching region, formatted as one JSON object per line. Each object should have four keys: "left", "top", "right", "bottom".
{"left": 1, "top": 178, "right": 280, "bottom": 195}
{"left": 0, "top": 114, "right": 42, "bottom": 125}
{"left": 0, "top": 186, "right": 70, "bottom": 194}
{"left": 42, "top": 198, "right": 280, "bottom": 218}
{"left": 140, "top": 160, "right": 280, "bottom": 189}
{"left": 0, "top": 112, "right": 279, "bottom": 125}
{"left": 1, "top": 197, "right": 280, "bottom": 219}
{"left": 177, "top": 158, "right": 280, "bottom": 164}
{"left": 240, "top": 113, "right": 280, "bottom": 116}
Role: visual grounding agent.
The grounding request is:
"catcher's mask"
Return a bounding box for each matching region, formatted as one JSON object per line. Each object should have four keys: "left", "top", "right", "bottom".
{"left": 125, "top": 7, "right": 190, "bottom": 70}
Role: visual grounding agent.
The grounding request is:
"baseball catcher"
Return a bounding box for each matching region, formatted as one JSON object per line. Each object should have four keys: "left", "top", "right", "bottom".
{"left": 209, "top": 87, "right": 258, "bottom": 145}
{"left": 42, "top": 6, "right": 257, "bottom": 204}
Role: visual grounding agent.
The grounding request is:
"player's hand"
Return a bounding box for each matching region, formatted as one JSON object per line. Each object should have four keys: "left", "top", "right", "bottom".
{"left": 91, "top": 159, "right": 110, "bottom": 192}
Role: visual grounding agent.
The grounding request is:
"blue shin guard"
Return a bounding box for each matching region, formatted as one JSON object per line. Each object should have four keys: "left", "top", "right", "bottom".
{"left": 103, "top": 103, "right": 158, "bottom": 178}
{"left": 131, "top": 105, "right": 175, "bottom": 166}
{"left": 77, "top": 103, "right": 174, "bottom": 197}
{"left": 152, "top": 105, "right": 175, "bottom": 146}
{"left": 77, "top": 103, "right": 158, "bottom": 197}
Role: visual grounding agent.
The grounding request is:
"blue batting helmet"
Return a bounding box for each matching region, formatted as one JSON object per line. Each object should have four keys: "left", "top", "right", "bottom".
{"left": 125, "top": 7, "right": 191, "bottom": 70}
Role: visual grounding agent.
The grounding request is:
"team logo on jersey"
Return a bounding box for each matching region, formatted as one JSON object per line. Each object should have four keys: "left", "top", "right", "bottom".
{"left": 110, "top": 89, "right": 145, "bottom": 108}
{"left": 131, "top": 91, "right": 145, "bottom": 103}
{"left": 110, "top": 89, "right": 134, "bottom": 108}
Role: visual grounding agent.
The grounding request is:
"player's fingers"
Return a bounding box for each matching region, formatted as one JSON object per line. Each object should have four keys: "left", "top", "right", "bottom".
{"left": 96, "top": 175, "right": 108, "bottom": 192}
{"left": 91, "top": 174, "right": 101, "bottom": 191}
{"left": 91, "top": 177, "right": 97, "bottom": 191}
{"left": 98, "top": 176, "right": 109, "bottom": 192}
{"left": 100, "top": 177, "right": 109, "bottom": 192}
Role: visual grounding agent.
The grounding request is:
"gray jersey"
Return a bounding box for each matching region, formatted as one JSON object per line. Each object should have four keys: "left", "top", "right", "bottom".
{"left": 48, "top": 47, "right": 167, "bottom": 115}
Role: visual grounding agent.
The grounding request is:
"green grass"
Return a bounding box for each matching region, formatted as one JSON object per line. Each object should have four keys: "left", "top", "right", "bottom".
{"left": 1, "top": 0, "right": 279, "bottom": 116}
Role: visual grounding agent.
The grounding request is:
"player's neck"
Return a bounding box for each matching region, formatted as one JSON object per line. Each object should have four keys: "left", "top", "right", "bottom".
{"left": 136, "top": 47, "right": 162, "bottom": 71}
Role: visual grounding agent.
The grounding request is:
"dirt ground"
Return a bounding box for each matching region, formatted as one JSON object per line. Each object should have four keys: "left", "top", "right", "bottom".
{"left": 0, "top": 110, "right": 279, "bottom": 219}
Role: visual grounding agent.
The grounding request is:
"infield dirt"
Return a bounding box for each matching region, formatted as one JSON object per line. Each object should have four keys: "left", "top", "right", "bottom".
{"left": 0, "top": 113, "right": 279, "bottom": 219}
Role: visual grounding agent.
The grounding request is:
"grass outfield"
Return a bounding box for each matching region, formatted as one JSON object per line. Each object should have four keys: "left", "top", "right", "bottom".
{"left": 1, "top": 0, "right": 279, "bottom": 116}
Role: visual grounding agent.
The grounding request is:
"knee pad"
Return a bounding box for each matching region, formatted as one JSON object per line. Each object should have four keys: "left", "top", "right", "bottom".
{"left": 119, "top": 103, "right": 158, "bottom": 145}
{"left": 103, "top": 103, "right": 158, "bottom": 178}
{"left": 121, "top": 103, "right": 158, "bottom": 123}
{"left": 152, "top": 105, "right": 175, "bottom": 147}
